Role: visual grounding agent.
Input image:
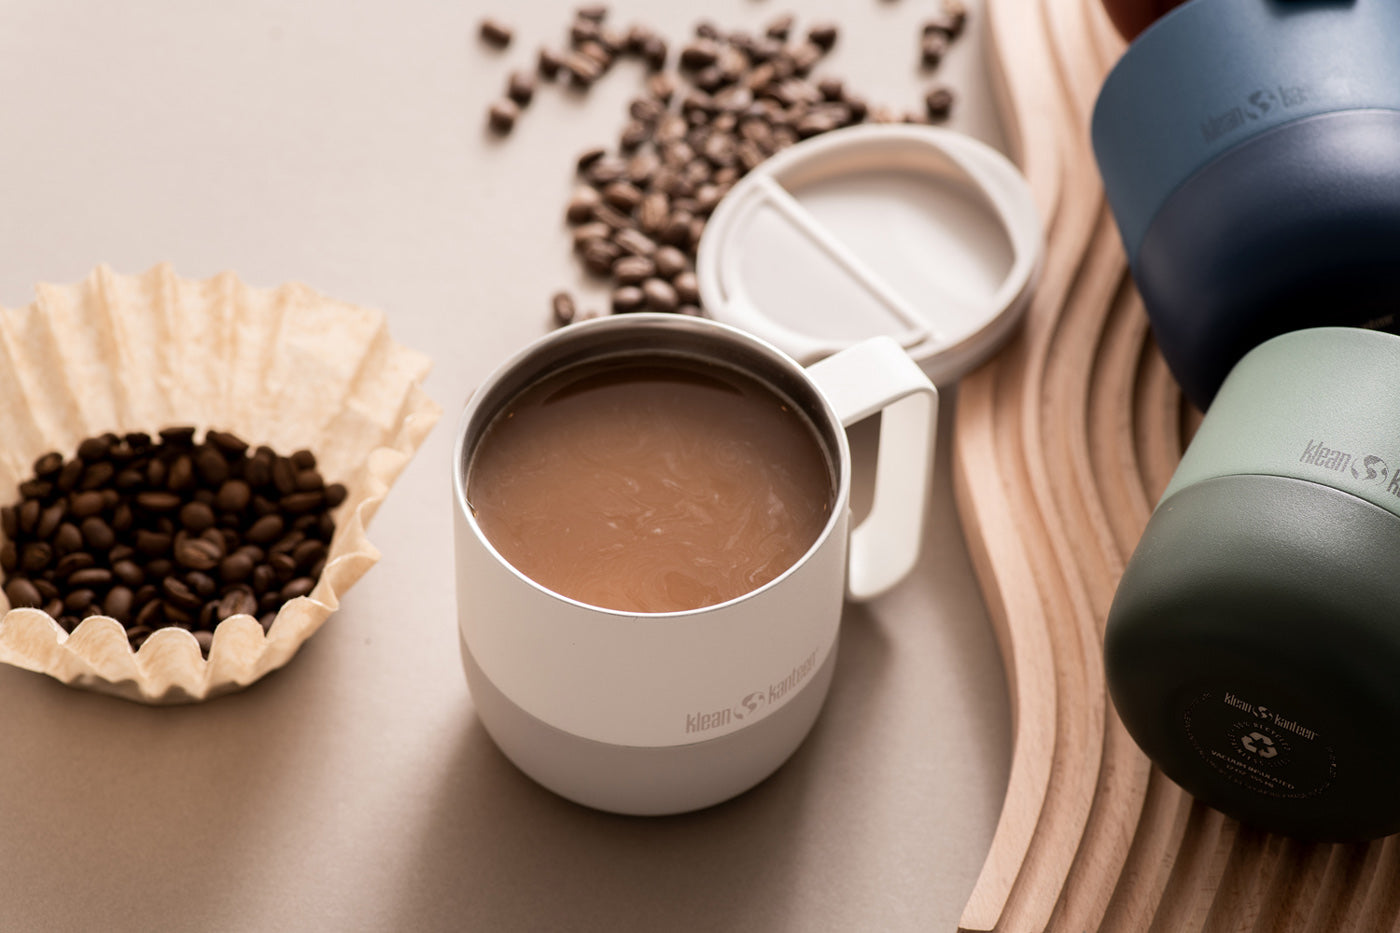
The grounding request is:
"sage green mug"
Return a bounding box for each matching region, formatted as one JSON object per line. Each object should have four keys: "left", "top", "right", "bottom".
{"left": 1106, "top": 327, "right": 1400, "bottom": 841}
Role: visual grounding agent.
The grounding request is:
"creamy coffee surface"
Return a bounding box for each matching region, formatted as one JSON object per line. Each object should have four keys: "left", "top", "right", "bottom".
{"left": 467, "top": 356, "right": 834, "bottom": 613}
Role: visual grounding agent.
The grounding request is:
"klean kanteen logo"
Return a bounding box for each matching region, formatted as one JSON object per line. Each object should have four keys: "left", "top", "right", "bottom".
{"left": 1299, "top": 440, "right": 1391, "bottom": 489}
{"left": 684, "top": 650, "right": 819, "bottom": 736}
{"left": 1223, "top": 691, "right": 1319, "bottom": 742}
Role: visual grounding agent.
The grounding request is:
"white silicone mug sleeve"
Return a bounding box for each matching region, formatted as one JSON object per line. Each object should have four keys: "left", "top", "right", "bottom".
{"left": 805, "top": 336, "right": 938, "bottom": 601}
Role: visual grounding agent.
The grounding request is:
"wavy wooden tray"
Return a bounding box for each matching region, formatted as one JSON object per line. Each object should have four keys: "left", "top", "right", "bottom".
{"left": 950, "top": 1, "right": 1400, "bottom": 930}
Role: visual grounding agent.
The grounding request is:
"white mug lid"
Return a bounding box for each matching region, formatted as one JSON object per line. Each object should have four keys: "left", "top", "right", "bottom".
{"left": 696, "top": 124, "right": 1042, "bottom": 384}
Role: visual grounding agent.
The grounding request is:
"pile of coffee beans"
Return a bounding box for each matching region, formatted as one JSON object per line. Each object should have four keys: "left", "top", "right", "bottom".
{"left": 0, "top": 427, "right": 347, "bottom": 655}
{"left": 476, "top": 3, "right": 970, "bottom": 324}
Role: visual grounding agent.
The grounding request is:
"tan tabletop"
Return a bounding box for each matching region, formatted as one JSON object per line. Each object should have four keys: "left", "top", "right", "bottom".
{"left": 0, "top": 2, "right": 1011, "bottom": 929}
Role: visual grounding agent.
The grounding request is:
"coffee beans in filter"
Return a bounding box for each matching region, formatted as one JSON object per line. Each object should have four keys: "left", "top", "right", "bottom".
{"left": 1, "top": 427, "right": 346, "bottom": 657}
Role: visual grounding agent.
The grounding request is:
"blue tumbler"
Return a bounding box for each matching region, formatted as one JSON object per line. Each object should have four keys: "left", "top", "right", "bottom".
{"left": 1091, "top": 0, "right": 1400, "bottom": 409}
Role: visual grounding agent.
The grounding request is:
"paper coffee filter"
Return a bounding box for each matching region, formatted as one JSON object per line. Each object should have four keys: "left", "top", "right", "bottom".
{"left": 0, "top": 264, "right": 441, "bottom": 703}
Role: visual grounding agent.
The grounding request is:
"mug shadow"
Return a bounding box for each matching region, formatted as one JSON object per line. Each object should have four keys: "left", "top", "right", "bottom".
{"left": 0, "top": 628, "right": 349, "bottom": 932}
{"left": 383, "top": 602, "right": 898, "bottom": 933}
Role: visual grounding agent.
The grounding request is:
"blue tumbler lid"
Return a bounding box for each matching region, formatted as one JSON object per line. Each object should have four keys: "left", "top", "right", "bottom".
{"left": 1091, "top": 0, "right": 1400, "bottom": 263}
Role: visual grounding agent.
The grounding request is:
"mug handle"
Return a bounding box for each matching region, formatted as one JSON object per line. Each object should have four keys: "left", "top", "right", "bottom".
{"left": 806, "top": 336, "right": 939, "bottom": 602}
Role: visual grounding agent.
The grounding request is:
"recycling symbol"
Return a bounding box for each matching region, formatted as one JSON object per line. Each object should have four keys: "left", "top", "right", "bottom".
{"left": 1240, "top": 732, "right": 1278, "bottom": 759}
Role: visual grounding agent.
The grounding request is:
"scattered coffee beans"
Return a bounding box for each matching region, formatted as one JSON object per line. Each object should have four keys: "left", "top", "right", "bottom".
{"left": 0, "top": 428, "right": 347, "bottom": 655}
{"left": 475, "top": 3, "right": 969, "bottom": 323}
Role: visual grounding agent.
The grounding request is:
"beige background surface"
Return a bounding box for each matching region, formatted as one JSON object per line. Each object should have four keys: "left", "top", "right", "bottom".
{"left": 0, "top": 2, "right": 1012, "bottom": 930}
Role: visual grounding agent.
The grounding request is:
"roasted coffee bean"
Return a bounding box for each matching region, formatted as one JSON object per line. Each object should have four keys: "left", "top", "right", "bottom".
{"left": 55, "top": 552, "right": 94, "bottom": 577}
{"left": 216, "top": 479, "right": 252, "bottom": 512}
{"left": 479, "top": 17, "right": 513, "bottom": 48}
{"left": 218, "top": 585, "right": 258, "bottom": 620}
{"left": 572, "top": 221, "right": 611, "bottom": 251}
{"left": 641, "top": 37, "right": 668, "bottom": 71}
{"left": 621, "top": 120, "right": 646, "bottom": 151}
{"left": 113, "top": 560, "right": 145, "bottom": 587}
{"left": 80, "top": 461, "right": 115, "bottom": 491}
{"left": 583, "top": 240, "right": 622, "bottom": 276}
{"left": 163, "top": 602, "right": 194, "bottom": 626}
{"left": 765, "top": 14, "right": 794, "bottom": 40}
{"left": 18, "top": 499, "right": 40, "bottom": 534}
{"left": 807, "top": 22, "right": 838, "bottom": 50}
{"left": 679, "top": 40, "right": 719, "bottom": 70}
{"left": 924, "top": 11, "right": 965, "bottom": 41}
{"left": 565, "top": 51, "right": 604, "bottom": 86}
{"left": 507, "top": 70, "right": 536, "bottom": 106}
{"left": 134, "top": 598, "right": 165, "bottom": 629}
{"left": 538, "top": 46, "right": 565, "bottom": 79}
{"left": 68, "top": 490, "right": 103, "bottom": 519}
{"left": 245, "top": 453, "right": 272, "bottom": 488}
{"left": 638, "top": 192, "right": 669, "bottom": 235}
{"left": 36, "top": 502, "right": 66, "bottom": 539}
{"left": 160, "top": 426, "right": 196, "bottom": 447}
{"left": 566, "top": 186, "right": 600, "bottom": 224}
{"left": 602, "top": 181, "right": 643, "bottom": 211}
{"left": 80, "top": 517, "right": 115, "bottom": 550}
{"left": 280, "top": 491, "right": 323, "bottom": 514}
{"left": 206, "top": 430, "right": 247, "bottom": 456}
{"left": 136, "top": 490, "right": 182, "bottom": 512}
{"left": 271, "top": 458, "right": 297, "bottom": 496}
{"left": 551, "top": 291, "right": 578, "bottom": 327}
{"left": 162, "top": 577, "right": 203, "bottom": 611}
{"left": 33, "top": 452, "right": 63, "bottom": 477}
{"left": 20, "top": 542, "right": 52, "bottom": 573}
{"left": 247, "top": 514, "right": 285, "bottom": 545}
{"left": 186, "top": 571, "right": 217, "bottom": 599}
{"left": 570, "top": 17, "right": 602, "bottom": 47}
{"left": 921, "top": 31, "right": 949, "bottom": 68}
{"left": 68, "top": 568, "right": 113, "bottom": 588}
{"left": 195, "top": 447, "right": 229, "bottom": 485}
{"left": 487, "top": 99, "right": 519, "bottom": 135}
{"left": 174, "top": 535, "right": 222, "bottom": 571}
{"left": 218, "top": 550, "right": 255, "bottom": 583}
{"left": 180, "top": 501, "right": 217, "bottom": 533}
{"left": 63, "top": 589, "right": 96, "bottom": 613}
{"left": 614, "top": 228, "right": 657, "bottom": 257}
{"left": 54, "top": 458, "right": 83, "bottom": 493}
{"left": 642, "top": 278, "right": 679, "bottom": 312}
{"left": 292, "top": 539, "right": 328, "bottom": 570}
{"left": 77, "top": 436, "right": 111, "bottom": 462}
{"left": 48, "top": 522, "right": 78, "bottom": 556}
{"left": 924, "top": 86, "right": 955, "bottom": 120}
{"left": 281, "top": 577, "right": 316, "bottom": 601}
{"left": 18, "top": 479, "right": 51, "bottom": 500}
{"left": 0, "top": 544, "right": 15, "bottom": 574}
{"left": 104, "top": 586, "right": 134, "bottom": 624}
{"left": 4, "top": 577, "right": 40, "bottom": 608}
{"left": 611, "top": 286, "right": 646, "bottom": 313}
{"left": 252, "top": 564, "right": 278, "bottom": 595}
{"left": 672, "top": 271, "right": 700, "bottom": 305}
{"left": 612, "top": 254, "right": 655, "bottom": 285}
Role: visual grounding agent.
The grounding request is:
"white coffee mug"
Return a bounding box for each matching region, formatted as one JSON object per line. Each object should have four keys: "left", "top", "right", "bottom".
{"left": 453, "top": 313, "right": 937, "bottom": 815}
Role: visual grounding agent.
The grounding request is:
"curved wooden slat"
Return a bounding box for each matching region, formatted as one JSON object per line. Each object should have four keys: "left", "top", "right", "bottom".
{"left": 954, "top": 1, "right": 1399, "bottom": 930}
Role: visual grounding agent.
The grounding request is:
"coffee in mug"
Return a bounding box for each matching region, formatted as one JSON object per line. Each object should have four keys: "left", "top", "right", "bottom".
{"left": 466, "top": 355, "right": 835, "bottom": 613}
